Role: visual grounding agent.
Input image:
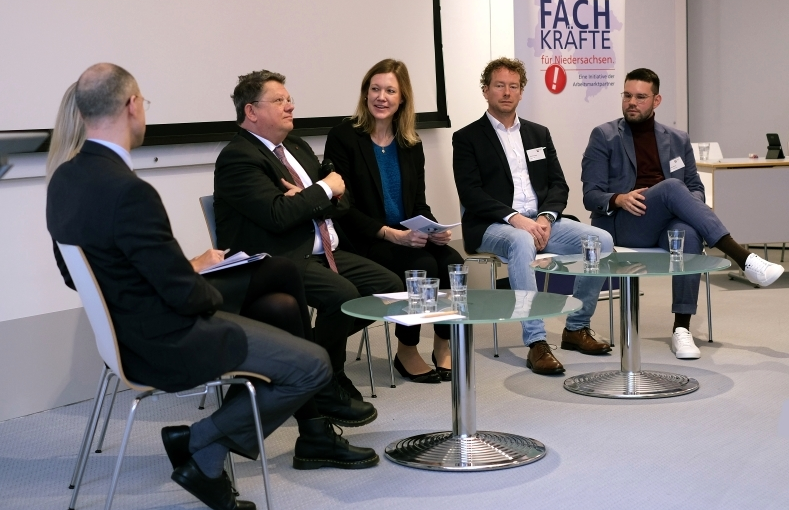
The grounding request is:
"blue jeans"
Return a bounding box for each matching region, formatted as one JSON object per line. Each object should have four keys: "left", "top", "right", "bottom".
{"left": 479, "top": 216, "right": 614, "bottom": 345}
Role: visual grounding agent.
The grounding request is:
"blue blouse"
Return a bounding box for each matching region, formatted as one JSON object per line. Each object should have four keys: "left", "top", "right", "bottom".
{"left": 372, "top": 140, "right": 405, "bottom": 225}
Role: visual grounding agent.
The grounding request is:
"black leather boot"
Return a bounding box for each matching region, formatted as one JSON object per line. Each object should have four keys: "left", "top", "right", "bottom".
{"left": 293, "top": 417, "right": 379, "bottom": 470}
{"left": 313, "top": 376, "right": 377, "bottom": 427}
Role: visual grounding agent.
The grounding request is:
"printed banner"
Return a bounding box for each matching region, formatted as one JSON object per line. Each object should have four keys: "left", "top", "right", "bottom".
{"left": 514, "top": 0, "right": 625, "bottom": 219}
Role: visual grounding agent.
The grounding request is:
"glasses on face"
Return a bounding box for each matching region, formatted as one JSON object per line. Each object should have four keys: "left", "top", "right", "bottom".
{"left": 621, "top": 92, "right": 653, "bottom": 104}
{"left": 491, "top": 83, "right": 521, "bottom": 92}
{"left": 252, "top": 96, "right": 295, "bottom": 108}
{"left": 126, "top": 95, "right": 151, "bottom": 111}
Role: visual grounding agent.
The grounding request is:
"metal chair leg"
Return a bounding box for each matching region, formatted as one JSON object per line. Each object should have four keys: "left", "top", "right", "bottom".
{"left": 764, "top": 244, "right": 769, "bottom": 260}
{"left": 70, "top": 365, "right": 111, "bottom": 489}
{"left": 198, "top": 393, "right": 207, "bottom": 409}
{"left": 238, "top": 379, "right": 274, "bottom": 510}
{"left": 608, "top": 277, "right": 615, "bottom": 347}
{"left": 705, "top": 272, "right": 713, "bottom": 342}
{"left": 102, "top": 390, "right": 154, "bottom": 510}
{"left": 490, "top": 260, "right": 499, "bottom": 357}
{"left": 363, "top": 327, "right": 376, "bottom": 398}
{"left": 782, "top": 243, "right": 785, "bottom": 263}
{"left": 94, "top": 376, "right": 121, "bottom": 453}
{"left": 384, "top": 322, "right": 395, "bottom": 388}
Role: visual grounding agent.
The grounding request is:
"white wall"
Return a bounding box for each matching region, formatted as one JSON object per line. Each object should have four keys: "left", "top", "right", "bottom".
{"left": 0, "top": 0, "right": 513, "bottom": 421}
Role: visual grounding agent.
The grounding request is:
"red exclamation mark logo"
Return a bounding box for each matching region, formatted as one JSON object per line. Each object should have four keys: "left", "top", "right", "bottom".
{"left": 545, "top": 64, "right": 567, "bottom": 94}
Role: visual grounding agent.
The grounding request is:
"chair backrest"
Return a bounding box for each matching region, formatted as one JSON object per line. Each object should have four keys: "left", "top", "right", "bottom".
{"left": 56, "top": 243, "right": 150, "bottom": 391}
{"left": 691, "top": 142, "right": 724, "bottom": 162}
{"left": 199, "top": 195, "right": 218, "bottom": 249}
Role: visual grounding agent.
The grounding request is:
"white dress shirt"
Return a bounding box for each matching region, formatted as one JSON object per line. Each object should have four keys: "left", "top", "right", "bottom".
{"left": 248, "top": 131, "right": 338, "bottom": 254}
{"left": 88, "top": 138, "right": 133, "bottom": 170}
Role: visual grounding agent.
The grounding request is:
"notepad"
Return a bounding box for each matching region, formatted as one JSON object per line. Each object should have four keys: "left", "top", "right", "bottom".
{"left": 199, "top": 252, "right": 269, "bottom": 274}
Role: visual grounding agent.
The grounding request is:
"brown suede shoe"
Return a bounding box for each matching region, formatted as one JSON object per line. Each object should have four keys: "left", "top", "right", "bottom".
{"left": 526, "top": 341, "right": 565, "bottom": 375}
{"left": 561, "top": 328, "right": 612, "bottom": 355}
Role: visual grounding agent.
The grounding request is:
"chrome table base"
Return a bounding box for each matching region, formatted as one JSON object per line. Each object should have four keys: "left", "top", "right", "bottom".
{"left": 564, "top": 369, "right": 699, "bottom": 398}
{"left": 564, "top": 276, "right": 700, "bottom": 399}
{"left": 385, "top": 431, "right": 545, "bottom": 471}
{"left": 384, "top": 323, "right": 547, "bottom": 471}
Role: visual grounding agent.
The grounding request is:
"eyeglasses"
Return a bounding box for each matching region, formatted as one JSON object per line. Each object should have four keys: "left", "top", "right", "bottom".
{"left": 252, "top": 97, "right": 295, "bottom": 107}
{"left": 620, "top": 92, "right": 654, "bottom": 104}
{"left": 126, "top": 95, "right": 151, "bottom": 111}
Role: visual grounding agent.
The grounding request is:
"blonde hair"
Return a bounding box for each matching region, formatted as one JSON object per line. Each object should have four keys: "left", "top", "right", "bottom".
{"left": 46, "top": 83, "right": 86, "bottom": 182}
{"left": 352, "top": 59, "right": 419, "bottom": 147}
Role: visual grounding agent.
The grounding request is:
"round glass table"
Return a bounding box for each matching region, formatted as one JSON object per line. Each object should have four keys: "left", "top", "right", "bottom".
{"left": 532, "top": 252, "right": 730, "bottom": 399}
{"left": 342, "top": 289, "right": 581, "bottom": 471}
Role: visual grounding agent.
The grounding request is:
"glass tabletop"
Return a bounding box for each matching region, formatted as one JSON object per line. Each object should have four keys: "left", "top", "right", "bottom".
{"left": 342, "top": 289, "right": 581, "bottom": 324}
{"left": 531, "top": 252, "right": 730, "bottom": 277}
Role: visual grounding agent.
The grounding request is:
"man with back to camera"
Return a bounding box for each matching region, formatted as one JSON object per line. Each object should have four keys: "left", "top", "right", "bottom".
{"left": 581, "top": 67, "right": 783, "bottom": 359}
{"left": 47, "top": 64, "right": 377, "bottom": 510}
{"left": 213, "top": 70, "right": 401, "bottom": 409}
{"left": 452, "top": 57, "right": 615, "bottom": 376}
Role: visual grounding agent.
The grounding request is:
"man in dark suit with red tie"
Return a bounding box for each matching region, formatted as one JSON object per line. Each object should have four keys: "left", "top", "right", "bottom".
{"left": 214, "top": 70, "right": 401, "bottom": 409}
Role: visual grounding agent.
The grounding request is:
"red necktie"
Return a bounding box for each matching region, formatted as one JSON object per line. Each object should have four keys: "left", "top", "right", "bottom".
{"left": 273, "top": 145, "right": 338, "bottom": 273}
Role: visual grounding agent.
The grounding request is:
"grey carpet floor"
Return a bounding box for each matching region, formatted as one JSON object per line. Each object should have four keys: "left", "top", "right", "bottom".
{"left": 2, "top": 251, "right": 789, "bottom": 510}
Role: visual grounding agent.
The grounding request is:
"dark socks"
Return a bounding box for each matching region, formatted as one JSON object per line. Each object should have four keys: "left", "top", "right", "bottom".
{"left": 713, "top": 234, "right": 750, "bottom": 270}
{"left": 673, "top": 313, "right": 691, "bottom": 332}
{"left": 191, "top": 442, "right": 229, "bottom": 479}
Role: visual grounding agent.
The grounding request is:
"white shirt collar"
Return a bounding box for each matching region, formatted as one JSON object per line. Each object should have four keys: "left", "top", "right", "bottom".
{"left": 485, "top": 111, "right": 521, "bottom": 132}
{"left": 246, "top": 130, "right": 278, "bottom": 151}
{"left": 88, "top": 138, "right": 133, "bottom": 170}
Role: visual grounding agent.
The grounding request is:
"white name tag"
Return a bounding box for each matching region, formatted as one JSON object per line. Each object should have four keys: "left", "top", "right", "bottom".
{"left": 669, "top": 157, "right": 685, "bottom": 173}
{"left": 526, "top": 147, "right": 546, "bottom": 162}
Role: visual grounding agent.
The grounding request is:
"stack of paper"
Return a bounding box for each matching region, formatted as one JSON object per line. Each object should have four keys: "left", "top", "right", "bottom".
{"left": 199, "top": 251, "right": 269, "bottom": 274}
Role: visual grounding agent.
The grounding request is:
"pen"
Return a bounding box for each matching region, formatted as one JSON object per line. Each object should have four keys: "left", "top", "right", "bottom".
{"left": 222, "top": 249, "right": 231, "bottom": 254}
{"left": 422, "top": 310, "right": 459, "bottom": 318}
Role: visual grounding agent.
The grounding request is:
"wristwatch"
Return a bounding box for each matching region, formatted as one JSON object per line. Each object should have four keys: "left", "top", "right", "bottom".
{"left": 537, "top": 212, "right": 556, "bottom": 224}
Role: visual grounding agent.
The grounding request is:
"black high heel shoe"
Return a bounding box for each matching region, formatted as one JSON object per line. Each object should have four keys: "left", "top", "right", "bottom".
{"left": 393, "top": 355, "right": 441, "bottom": 384}
{"left": 431, "top": 352, "right": 452, "bottom": 381}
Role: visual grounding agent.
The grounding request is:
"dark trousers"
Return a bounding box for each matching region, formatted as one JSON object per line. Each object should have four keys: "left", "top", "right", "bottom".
{"left": 303, "top": 249, "right": 402, "bottom": 372}
{"left": 209, "top": 312, "right": 331, "bottom": 459}
{"left": 612, "top": 179, "right": 729, "bottom": 314}
{"left": 366, "top": 240, "right": 464, "bottom": 345}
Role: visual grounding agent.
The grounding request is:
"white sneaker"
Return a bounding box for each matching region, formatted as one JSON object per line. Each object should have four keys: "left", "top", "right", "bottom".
{"left": 743, "top": 253, "right": 784, "bottom": 287}
{"left": 671, "top": 327, "right": 700, "bottom": 359}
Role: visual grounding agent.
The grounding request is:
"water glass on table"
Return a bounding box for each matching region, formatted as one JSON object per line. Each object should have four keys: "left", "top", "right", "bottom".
{"left": 419, "top": 278, "right": 441, "bottom": 313}
{"left": 698, "top": 142, "right": 710, "bottom": 161}
{"left": 581, "top": 234, "right": 601, "bottom": 270}
{"left": 448, "top": 264, "right": 468, "bottom": 303}
{"left": 667, "top": 229, "right": 685, "bottom": 260}
{"left": 405, "top": 269, "right": 426, "bottom": 313}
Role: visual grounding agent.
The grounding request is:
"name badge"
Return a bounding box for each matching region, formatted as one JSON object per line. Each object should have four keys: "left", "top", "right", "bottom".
{"left": 669, "top": 157, "right": 685, "bottom": 173}
{"left": 526, "top": 147, "right": 546, "bottom": 162}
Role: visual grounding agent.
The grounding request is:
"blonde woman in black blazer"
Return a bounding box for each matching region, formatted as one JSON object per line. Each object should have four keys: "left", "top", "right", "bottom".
{"left": 325, "top": 59, "right": 463, "bottom": 383}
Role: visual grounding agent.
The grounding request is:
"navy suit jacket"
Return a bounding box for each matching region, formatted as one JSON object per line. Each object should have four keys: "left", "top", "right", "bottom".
{"left": 581, "top": 117, "right": 705, "bottom": 237}
{"left": 452, "top": 114, "right": 570, "bottom": 253}
{"left": 47, "top": 141, "right": 247, "bottom": 392}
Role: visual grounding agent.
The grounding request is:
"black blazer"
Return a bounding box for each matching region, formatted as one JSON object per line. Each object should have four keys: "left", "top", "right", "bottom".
{"left": 452, "top": 114, "right": 570, "bottom": 252}
{"left": 214, "top": 129, "right": 350, "bottom": 270}
{"left": 46, "top": 141, "right": 247, "bottom": 392}
{"left": 324, "top": 119, "right": 435, "bottom": 256}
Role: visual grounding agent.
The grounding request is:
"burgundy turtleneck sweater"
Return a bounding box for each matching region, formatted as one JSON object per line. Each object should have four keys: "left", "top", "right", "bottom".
{"left": 609, "top": 114, "right": 664, "bottom": 210}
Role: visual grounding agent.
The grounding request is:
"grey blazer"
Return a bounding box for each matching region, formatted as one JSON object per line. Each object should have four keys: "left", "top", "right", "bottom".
{"left": 580, "top": 117, "right": 705, "bottom": 235}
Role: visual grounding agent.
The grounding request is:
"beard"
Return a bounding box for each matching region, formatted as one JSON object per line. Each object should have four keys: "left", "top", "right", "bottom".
{"left": 623, "top": 107, "right": 653, "bottom": 123}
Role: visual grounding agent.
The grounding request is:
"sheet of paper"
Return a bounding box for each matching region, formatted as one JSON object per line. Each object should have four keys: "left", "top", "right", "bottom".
{"left": 399, "top": 215, "right": 461, "bottom": 234}
{"left": 383, "top": 312, "right": 465, "bottom": 326}
{"left": 199, "top": 252, "right": 269, "bottom": 274}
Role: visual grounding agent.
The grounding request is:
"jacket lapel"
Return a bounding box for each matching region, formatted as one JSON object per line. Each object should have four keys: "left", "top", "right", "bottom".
{"left": 653, "top": 121, "right": 672, "bottom": 179}
{"left": 618, "top": 119, "right": 637, "bottom": 175}
{"left": 283, "top": 137, "right": 318, "bottom": 184}
{"left": 478, "top": 114, "right": 513, "bottom": 186}
{"left": 239, "top": 130, "right": 294, "bottom": 184}
{"left": 356, "top": 130, "right": 386, "bottom": 206}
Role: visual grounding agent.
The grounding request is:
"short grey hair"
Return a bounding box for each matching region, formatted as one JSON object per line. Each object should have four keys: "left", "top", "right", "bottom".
{"left": 75, "top": 63, "right": 137, "bottom": 122}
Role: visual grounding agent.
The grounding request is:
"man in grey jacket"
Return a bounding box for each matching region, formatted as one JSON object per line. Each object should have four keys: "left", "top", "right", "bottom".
{"left": 581, "top": 68, "right": 782, "bottom": 360}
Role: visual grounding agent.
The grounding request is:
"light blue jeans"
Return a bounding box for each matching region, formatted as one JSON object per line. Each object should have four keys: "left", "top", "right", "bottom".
{"left": 478, "top": 216, "right": 614, "bottom": 345}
